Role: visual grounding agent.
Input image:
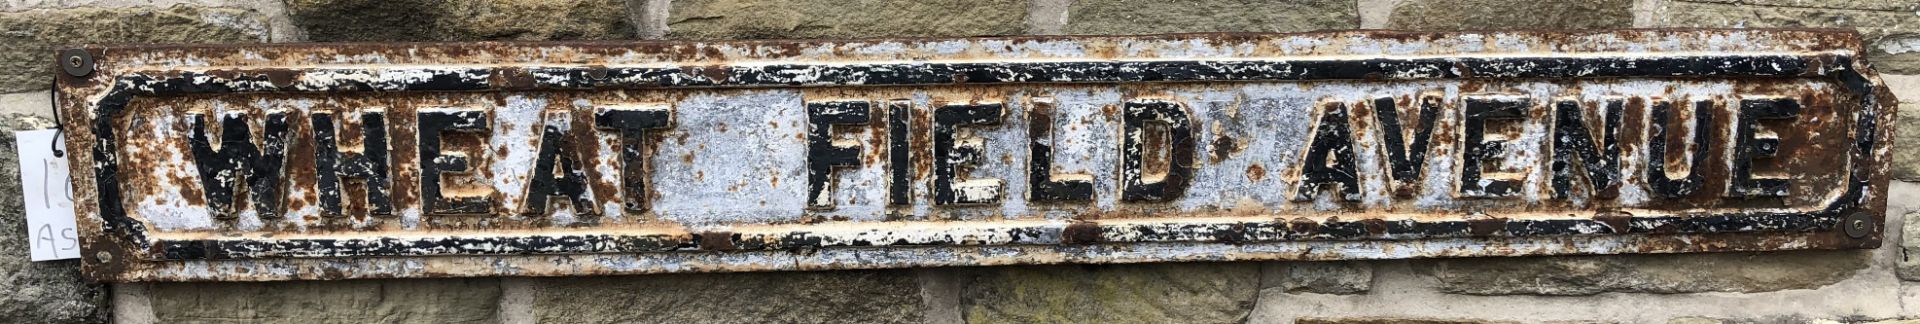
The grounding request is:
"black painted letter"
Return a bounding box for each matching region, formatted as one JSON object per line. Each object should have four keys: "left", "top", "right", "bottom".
{"left": 1647, "top": 99, "right": 1713, "bottom": 198}
{"left": 1372, "top": 96, "right": 1440, "bottom": 197}
{"left": 807, "top": 101, "right": 872, "bottom": 210}
{"left": 523, "top": 111, "right": 596, "bottom": 217}
{"left": 187, "top": 110, "right": 292, "bottom": 220}
{"left": 888, "top": 100, "right": 913, "bottom": 206}
{"left": 594, "top": 105, "right": 673, "bottom": 213}
{"left": 312, "top": 110, "right": 393, "bottom": 217}
{"left": 1549, "top": 99, "right": 1623, "bottom": 199}
{"left": 1028, "top": 98, "right": 1093, "bottom": 202}
{"left": 933, "top": 103, "right": 1004, "bottom": 205}
{"left": 418, "top": 108, "right": 494, "bottom": 215}
{"left": 250, "top": 110, "right": 293, "bottom": 220}
{"left": 1459, "top": 96, "right": 1528, "bottom": 198}
{"left": 1730, "top": 98, "right": 1800, "bottom": 197}
{"left": 1294, "top": 101, "right": 1360, "bottom": 201}
{"left": 1120, "top": 99, "right": 1195, "bottom": 202}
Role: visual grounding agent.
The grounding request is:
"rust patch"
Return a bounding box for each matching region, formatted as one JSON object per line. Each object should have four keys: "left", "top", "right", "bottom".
{"left": 1210, "top": 135, "right": 1239, "bottom": 163}
{"left": 1467, "top": 217, "right": 1509, "bottom": 237}
{"left": 1594, "top": 212, "right": 1632, "bottom": 234}
{"left": 1062, "top": 221, "right": 1104, "bottom": 245}
{"left": 697, "top": 231, "right": 737, "bottom": 251}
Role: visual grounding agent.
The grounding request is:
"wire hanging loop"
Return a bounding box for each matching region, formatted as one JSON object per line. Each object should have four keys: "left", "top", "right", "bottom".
{"left": 49, "top": 80, "right": 64, "bottom": 158}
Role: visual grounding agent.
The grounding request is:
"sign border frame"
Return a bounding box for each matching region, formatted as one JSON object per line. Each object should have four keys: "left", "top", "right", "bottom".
{"left": 56, "top": 30, "right": 1893, "bottom": 282}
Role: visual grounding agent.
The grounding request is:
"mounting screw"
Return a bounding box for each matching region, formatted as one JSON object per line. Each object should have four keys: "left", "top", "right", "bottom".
{"left": 59, "top": 49, "right": 92, "bottom": 77}
{"left": 1843, "top": 212, "right": 1874, "bottom": 239}
{"left": 93, "top": 251, "right": 112, "bottom": 263}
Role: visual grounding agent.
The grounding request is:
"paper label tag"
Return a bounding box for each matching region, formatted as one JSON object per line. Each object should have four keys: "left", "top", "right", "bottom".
{"left": 17, "top": 129, "right": 78, "bottom": 261}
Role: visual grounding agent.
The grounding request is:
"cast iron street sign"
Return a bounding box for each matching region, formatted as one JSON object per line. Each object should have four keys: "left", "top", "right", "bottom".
{"left": 55, "top": 30, "right": 1894, "bottom": 281}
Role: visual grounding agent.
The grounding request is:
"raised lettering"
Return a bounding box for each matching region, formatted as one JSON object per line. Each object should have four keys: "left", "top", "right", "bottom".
{"left": 933, "top": 103, "right": 1004, "bottom": 205}
{"left": 888, "top": 100, "right": 913, "bottom": 206}
{"left": 523, "top": 111, "right": 596, "bottom": 217}
{"left": 1459, "top": 96, "right": 1528, "bottom": 198}
{"left": 312, "top": 110, "right": 393, "bottom": 217}
{"left": 1028, "top": 97, "right": 1094, "bottom": 202}
{"left": 806, "top": 101, "right": 872, "bottom": 210}
{"left": 1549, "top": 99, "right": 1623, "bottom": 199}
{"left": 1647, "top": 99, "right": 1713, "bottom": 198}
{"left": 1730, "top": 98, "right": 1800, "bottom": 197}
{"left": 418, "top": 108, "right": 493, "bottom": 215}
{"left": 1120, "top": 99, "right": 1195, "bottom": 202}
{"left": 594, "top": 105, "right": 673, "bottom": 213}
{"left": 1294, "top": 101, "right": 1361, "bottom": 201}
{"left": 1373, "top": 96, "right": 1441, "bottom": 196}
{"left": 187, "top": 110, "right": 292, "bottom": 219}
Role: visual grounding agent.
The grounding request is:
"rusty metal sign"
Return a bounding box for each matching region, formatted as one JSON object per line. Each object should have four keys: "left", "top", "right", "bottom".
{"left": 55, "top": 30, "right": 1894, "bottom": 281}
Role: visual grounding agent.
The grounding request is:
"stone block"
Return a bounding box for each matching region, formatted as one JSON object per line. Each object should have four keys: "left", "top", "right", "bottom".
{"left": 1387, "top": 0, "right": 1631, "bottom": 30}
{"left": 1259, "top": 261, "right": 1372, "bottom": 294}
{"left": 0, "top": 113, "right": 103, "bottom": 324}
{"left": 1063, "top": 0, "right": 1357, "bottom": 35}
{"left": 1883, "top": 75, "right": 1920, "bottom": 180}
{"left": 1298, "top": 318, "right": 1520, "bottom": 324}
{"left": 149, "top": 278, "right": 501, "bottom": 323}
{"left": 1894, "top": 111, "right": 1920, "bottom": 181}
{"left": 666, "top": 0, "right": 1025, "bottom": 39}
{"left": 1900, "top": 210, "right": 1920, "bottom": 280}
{"left": 524, "top": 270, "right": 924, "bottom": 324}
{"left": 1666, "top": 0, "right": 1914, "bottom": 13}
{"left": 1850, "top": 319, "right": 1920, "bottom": 324}
{"left": 1424, "top": 251, "right": 1868, "bottom": 295}
{"left": 284, "top": 0, "right": 633, "bottom": 42}
{"left": 1653, "top": 0, "right": 1920, "bottom": 73}
{"left": 959, "top": 262, "right": 1259, "bottom": 324}
{"left": 1667, "top": 318, "right": 1726, "bottom": 324}
{"left": 0, "top": 5, "right": 268, "bottom": 93}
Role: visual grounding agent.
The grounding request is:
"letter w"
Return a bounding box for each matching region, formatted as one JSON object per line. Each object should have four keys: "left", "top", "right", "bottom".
{"left": 188, "top": 110, "right": 293, "bottom": 219}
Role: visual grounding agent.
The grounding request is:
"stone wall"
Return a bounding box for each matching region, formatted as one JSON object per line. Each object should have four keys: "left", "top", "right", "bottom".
{"left": 2, "top": 0, "right": 1918, "bottom": 323}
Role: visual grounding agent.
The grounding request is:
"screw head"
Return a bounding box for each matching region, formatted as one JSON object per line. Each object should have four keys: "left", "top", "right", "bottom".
{"left": 1842, "top": 212, "right": 1874, "bottom": 239}
{"left": 58, "top": 49, "right": 92, "bottom": 77}
{"left": 93, "top": 251, "right": 112, "bottom": 263}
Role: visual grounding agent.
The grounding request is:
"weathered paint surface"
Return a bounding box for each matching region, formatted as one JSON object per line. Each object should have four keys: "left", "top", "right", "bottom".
{"left": 53, "top": 30, "right": 1894, "bottom": 282}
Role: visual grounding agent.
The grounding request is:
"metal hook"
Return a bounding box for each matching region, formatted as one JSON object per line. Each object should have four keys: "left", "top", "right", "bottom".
{"left": 49, "top": 80, "right": 63, "bottom": 158}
